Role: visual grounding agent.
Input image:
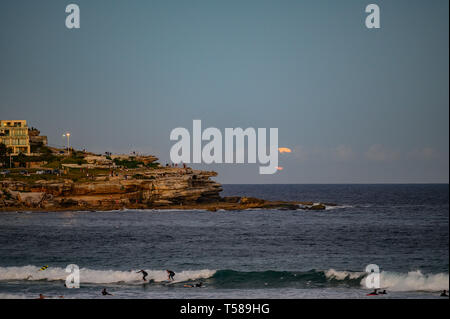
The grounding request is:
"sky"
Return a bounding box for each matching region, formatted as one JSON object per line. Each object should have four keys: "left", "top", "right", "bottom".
{"left": 0, "top": 0, "right": 448, "bottom": 183}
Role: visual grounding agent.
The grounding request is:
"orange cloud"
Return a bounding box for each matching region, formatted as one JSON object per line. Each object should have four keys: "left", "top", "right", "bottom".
{"left": 278, "top": 147, "right": 292, "bottom": 153}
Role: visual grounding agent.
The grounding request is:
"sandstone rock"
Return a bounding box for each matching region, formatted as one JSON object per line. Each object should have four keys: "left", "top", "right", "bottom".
{"left": 240, "top": 197, "right": 266, "bottom": 205}
{"left": 58, "top": 198, "right": 79, "bottom": 208}
{"left": 153, "top": 199, "right": 173, "bottom": 206}
{"left": 3, "top": 199, "right": 17, "bottom": 207}
{"left": 308, "top": 204, "right": 326, "bottom": 211}
{"left": 221, "top": 196, "right": 241, "bottom": 203}
{"left": 298, "top": 201, "right": 314, "bottom": 206}
{"left": 323, "top": 202, "right": 337, "bottom": 207}
{"left": 271, "top": 203, "right": 299, "bottom": 210}
{"left": 18, "top": 192, "right": 45, "bottom": 207}
{"left": 8, "top": 190, "right": 20, "bottom": 200}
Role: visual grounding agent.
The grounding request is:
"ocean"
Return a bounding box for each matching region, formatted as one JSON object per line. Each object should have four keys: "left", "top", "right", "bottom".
{"left": 0, "top": 184, "right": 448, "bottom": 299}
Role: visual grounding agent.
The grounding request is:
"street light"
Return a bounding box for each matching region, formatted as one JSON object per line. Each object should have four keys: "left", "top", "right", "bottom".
{"left": 62, "top": 132, "right": 71, "bottom": 155}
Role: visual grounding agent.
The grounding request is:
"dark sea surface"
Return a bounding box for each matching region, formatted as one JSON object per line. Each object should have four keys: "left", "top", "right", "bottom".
{"left": 0, "top": 184, "right": 448, "bottom": 299}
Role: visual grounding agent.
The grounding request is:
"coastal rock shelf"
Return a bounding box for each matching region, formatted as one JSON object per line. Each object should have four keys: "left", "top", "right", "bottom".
{"left": 0, "top": 167, "right": 333, "bottom": 212}
{"left": 0, "top": 167, "right": 220, "bottom": 210}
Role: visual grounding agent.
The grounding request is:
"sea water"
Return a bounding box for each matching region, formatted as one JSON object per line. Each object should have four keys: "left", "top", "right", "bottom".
{"left": 0, "top": 184, "right": 448, "bottom": 299}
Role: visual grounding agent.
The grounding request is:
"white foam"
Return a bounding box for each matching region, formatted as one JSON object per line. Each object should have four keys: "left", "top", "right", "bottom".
{"left": 0, "top": 266, "right": 216, "bottom": 284}
{"left": 325, "top": 268, "right": 449, "bottom": 292}
{"left": 374, "top": 270, "right": 449, "bottom": 292}
{"left": 0, "top": 293, "right": 27, "bottom": 299}
{"left": 325, "top": 205, "right": 354, "bottom": 210}
{"left": 325, "top": 269, "right": 365, "bottom": 280}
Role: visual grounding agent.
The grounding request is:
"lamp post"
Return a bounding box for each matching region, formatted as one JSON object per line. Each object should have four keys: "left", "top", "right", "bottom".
{"left": 62, "top": 133, "right": 71, "bottom": 155}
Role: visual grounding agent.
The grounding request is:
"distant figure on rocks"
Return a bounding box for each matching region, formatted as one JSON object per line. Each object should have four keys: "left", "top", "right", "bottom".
{"left": 441, "top": 290, "right": 448, "bottom": 297}
{"left": 102, "top": 288, "right": 113, "bottom": 296}
{"left": 137, "top": 270, "right": 148, "bottom": 281}
{"left": 166, "top": 270, "right": 175, "bottom": 281}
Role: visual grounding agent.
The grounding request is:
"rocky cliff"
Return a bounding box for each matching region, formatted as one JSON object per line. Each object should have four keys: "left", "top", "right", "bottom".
{"left": 0, "top": 167, "right": 222, "bottom": 210}
{"left": 0, "top": 166, "right": 334, "bottom": 212}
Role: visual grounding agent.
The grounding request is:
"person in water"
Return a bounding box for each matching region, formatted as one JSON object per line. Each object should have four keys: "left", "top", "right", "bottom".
{"left": 184, "top": 282, "right": 203, "bottom": 288}
{"left": 441, "top": 290, "right": 448, "bottom": 297}
{"left": 137, "top": 270, "right": 148, "bottom": 281}
{"left": 166, "top": 269, "right": 175, "bottom": 281}
{"left": 102, "top": 288, "right": 113, "bottom": 296}
{"left": 368, "top": 289, "right": 378, "bottom": 295}
{"left": 378, "top": 290, "right": 387, "bottom": 295}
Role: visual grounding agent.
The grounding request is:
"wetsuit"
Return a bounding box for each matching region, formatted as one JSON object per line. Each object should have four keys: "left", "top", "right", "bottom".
{"left": 138, "top": 270, "right": 148, "bottom": 281}
{"left": 167, "top": 270, "right": 175, "bottom": 281}
{"left": 367, "top": 290, "right": 378, "bottom": 295}
{"left": 102, "top": 289, "right": 112, "bottom": 296}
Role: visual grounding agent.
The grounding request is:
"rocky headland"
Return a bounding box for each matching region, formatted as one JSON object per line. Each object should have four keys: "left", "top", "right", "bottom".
{"left": 0, "top": 166, "right": 332, "bottom": 212}
{"left": 0, "top": 142, "right": 334, "bottom": 212}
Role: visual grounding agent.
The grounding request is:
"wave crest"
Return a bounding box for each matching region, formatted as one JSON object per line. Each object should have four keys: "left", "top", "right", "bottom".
{"left": 0, "top": 266, "right": 216, "bottom": 284}
{"left": 0, "top": 266, "right": 447, "bottom": 292}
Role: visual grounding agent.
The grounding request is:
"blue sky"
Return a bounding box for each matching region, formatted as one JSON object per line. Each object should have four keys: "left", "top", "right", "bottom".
{"left": 0, "top": 0, "right": 448, "bottom": 183}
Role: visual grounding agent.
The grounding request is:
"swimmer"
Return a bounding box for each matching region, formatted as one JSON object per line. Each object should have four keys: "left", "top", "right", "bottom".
{"left": 102, "top": 288, "right": 113, "bottom": 296}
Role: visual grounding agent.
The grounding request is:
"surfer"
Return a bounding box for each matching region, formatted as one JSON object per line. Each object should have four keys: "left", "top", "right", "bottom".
{"left": 101, "top": 288, "right": 113, "bottom": 296}
{"left": 378, "top": 290, "right": 387, "bottom": 295}
{"left": 367, "top": 289, "right": 378, "bottom": 295}
{"left": 39, "top": 265, "right": 49, "bottom": 271}
{"left": 137, "top": 269, "right": 148, "bottom": 281}
{"left": 166, "top": 269, "right": 175, "bottom": 281}
{"left": 440, "top": 290, "right": 448, "bottom": 297}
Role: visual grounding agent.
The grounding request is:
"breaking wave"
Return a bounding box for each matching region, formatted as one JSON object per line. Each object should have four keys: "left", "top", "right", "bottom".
{"left": 324, "top": 268, "right": 449, "bottom": 292}
{"left": 0, "top": 266, "right": 215, "bottom": 284}
{"left": 0, "top": 266, "right": 447, "bottom": 292}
